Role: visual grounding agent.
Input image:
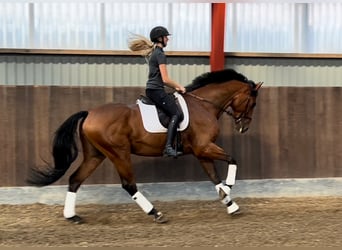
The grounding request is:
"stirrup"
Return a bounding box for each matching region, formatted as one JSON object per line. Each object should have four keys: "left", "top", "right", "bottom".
{"left": 163, "top": 145, "right": 182, "bottom": 158}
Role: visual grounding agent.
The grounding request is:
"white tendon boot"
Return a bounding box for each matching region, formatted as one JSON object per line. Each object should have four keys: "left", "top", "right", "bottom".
{"left": 63, "top": 191, "right": 76, "bottom": 218}
{"left": 226, "top": 164, "right": 237, "bottom": 186}
{"left": 215, "top": 183, "right": 240, "bottom": 214}
{"left": 132, "top": 191, "right": 154, "bottom": 214}
{"left": 132, "top": 191, "right": 168, "bottom": 223}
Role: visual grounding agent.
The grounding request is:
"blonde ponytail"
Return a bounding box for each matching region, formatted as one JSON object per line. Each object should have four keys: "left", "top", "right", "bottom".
{"left": 128, "top": 34, "right": 155, "bottom": 57}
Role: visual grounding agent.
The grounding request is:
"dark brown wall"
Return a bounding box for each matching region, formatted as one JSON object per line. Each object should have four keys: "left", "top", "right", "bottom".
{"left": 1, "top": 86, "right": 341, "bottom": 187}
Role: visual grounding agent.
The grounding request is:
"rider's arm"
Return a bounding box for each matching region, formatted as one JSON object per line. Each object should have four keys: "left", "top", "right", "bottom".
{"left": 159, "top": 64, "right": 186, "bottom": 93}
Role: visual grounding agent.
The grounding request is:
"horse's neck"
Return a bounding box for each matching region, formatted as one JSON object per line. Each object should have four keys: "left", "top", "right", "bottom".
{"left": 193, "top": 81, "right": 246, "bottom": 105}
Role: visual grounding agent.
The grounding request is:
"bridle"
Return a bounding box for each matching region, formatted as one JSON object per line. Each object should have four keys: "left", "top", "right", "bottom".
{"left": 185, "top": 88, "right": 254, "bottom": 123}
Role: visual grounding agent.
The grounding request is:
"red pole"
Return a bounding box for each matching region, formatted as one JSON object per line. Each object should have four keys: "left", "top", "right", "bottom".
{"left": 210, "top": 3, "right": 226, "bottom": 72}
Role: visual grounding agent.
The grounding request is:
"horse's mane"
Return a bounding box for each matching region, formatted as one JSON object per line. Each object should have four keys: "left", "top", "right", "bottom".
{"left": 185, "top": 68, "right": 255, "bottom": 92}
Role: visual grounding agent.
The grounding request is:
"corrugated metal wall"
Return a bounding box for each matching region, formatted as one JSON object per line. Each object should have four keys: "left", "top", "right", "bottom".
{"left": 225, "top": 2, "right": 342, "bottom": 53}
{"left": 0, "top": 2, "right": 211, "bottom": 51}
{"left": 1, "top": 54, "right": 341, "bottom": 86}
{"left": 2, "top": 2, "right": 341, "bottom": 53}
{"left": 226, "top": 57, "right": 342, "bottom": 86}
{"left": 0, "top": 55, "right": 209, "bottom": 86}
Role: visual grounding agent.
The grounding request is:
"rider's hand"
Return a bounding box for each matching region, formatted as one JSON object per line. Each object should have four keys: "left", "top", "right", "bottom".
{"left": 176, "top": 86, "right": 186, "bottom": 94}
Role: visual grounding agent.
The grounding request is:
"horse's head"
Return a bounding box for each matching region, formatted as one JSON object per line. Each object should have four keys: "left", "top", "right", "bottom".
{"left": 186, "top": 69, "right": 263, "bottom": 133}
{"left": 229, "top": 82, "right": 262, "bottom": 133}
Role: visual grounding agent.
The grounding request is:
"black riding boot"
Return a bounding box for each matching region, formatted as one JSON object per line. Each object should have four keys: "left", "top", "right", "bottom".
{"left": 163, "top": 116, "right": 182, "bottom": 158}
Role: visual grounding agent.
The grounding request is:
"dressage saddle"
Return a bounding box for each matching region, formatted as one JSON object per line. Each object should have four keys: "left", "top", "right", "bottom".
{"left": 138, "top": 94, "right": 184, "bottom": 128}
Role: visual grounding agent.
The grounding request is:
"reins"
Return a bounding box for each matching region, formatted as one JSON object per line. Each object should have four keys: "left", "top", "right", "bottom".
{"left": 185, "top": 92, "right": 234, "bottom": 116}
{"left": 185, "top": 90, "right": 252, "bottom": 120}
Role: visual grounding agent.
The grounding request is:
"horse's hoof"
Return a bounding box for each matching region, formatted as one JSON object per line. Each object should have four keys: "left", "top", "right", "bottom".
{"left": 154, "top": 212, "right": 168, "bottom": 224}
{"left": 227, "top": 201, "right": 239, "bottom": 214}
{"left": 230, "top": 208, "right": 242, "bottom": 216}
{"left": 66, "top": 215, "right": 84, "bottom": 224}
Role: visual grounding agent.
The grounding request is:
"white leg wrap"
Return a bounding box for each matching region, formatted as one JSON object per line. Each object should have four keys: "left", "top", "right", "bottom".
{"left": 215, "top": 183, "right": 240, "bottom": 214}
{"left": 215, "top": 183, "right": 231, "bottom": 197}
{"left": 132, "top": 191, "right": 154, "bottom": 214}
{"left": 226, "top": 164, "right": 237, "bottom": 186}
{"left": 227, "top": 201, "right": 240, "bottom": 214}
{"left": 215, "top": 183, "right": 232, "bottom": 205}
{"left": 221, "top": 195, "right": 231, "bottom": 205}
{"left": 63, "top": 191, "right": 76, "bottom": 218}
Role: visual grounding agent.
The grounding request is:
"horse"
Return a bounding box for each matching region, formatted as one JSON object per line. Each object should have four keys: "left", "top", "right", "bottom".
{"left": 27, "top": 68, "right": 262, "bottom": 224}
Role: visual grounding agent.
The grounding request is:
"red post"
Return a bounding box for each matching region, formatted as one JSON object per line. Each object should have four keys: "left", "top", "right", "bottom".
{"left": 210, "top": 3, "right": 226, "bottom": 72}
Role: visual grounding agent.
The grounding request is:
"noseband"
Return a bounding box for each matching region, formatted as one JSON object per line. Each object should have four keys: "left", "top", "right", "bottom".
{"left": 232, "top": 97, "right": 253, "bottom": 123}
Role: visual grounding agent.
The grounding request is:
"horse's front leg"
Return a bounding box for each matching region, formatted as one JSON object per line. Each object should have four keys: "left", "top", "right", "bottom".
{"left": 199, "top": 159, "right": 240, "bottom": 215}
{"left": 196, "top": 142, "right": 238, "bottom": 187}
{"left": 195, "top": 142, "right": 240, "bottom": 215}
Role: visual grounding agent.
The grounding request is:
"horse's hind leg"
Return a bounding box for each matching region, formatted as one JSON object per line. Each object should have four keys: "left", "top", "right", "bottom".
{"left": 63, "top": 138, "right": 105, "bottom": 223}
{"left": 107, "top": 150, "right": 168, "bottom": 223}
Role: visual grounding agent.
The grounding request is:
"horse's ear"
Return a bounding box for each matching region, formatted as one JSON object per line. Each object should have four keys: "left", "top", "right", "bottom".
{"left": 255, "top": 82, "right": 263, "bottom": 90}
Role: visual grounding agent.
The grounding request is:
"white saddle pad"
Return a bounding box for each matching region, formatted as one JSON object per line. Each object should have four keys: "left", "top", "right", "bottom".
{"left": 137, "top": 92, "right": 189, "bottom": 133}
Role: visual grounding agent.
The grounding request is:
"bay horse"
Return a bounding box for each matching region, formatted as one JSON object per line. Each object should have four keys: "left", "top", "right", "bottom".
{"left": 27, "top": 68, "right": 262, "bottom": 224}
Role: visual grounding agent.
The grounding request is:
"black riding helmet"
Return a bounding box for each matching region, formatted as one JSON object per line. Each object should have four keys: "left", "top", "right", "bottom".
{"left": 150, "top": 26, "right": 171, "bottom": 43}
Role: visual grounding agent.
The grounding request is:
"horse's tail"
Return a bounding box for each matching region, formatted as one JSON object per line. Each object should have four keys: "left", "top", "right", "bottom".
{"left": 27, "top": 111, "right": 89, "bottom": 186}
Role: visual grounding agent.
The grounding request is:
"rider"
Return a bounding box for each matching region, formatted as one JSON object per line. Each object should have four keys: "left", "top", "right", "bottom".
{"left": 129, "top": 26, "right": 186, "bottom": 157}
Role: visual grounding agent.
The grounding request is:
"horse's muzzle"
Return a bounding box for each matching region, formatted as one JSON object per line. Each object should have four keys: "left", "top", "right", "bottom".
{"left": 235, "top": 118, "right": 250, "bottom": 133}
{"left": 238, "top": 126, "right": 249, "bottom": 133}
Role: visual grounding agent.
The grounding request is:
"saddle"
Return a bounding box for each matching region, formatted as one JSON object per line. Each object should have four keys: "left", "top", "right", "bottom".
{"left": 136, "top": 92, "right": 189, "bottom": 133}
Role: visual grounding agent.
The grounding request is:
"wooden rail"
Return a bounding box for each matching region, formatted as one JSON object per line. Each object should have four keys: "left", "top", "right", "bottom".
{"left": 0, "top": 48, "right": 341, "bottom": 59}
